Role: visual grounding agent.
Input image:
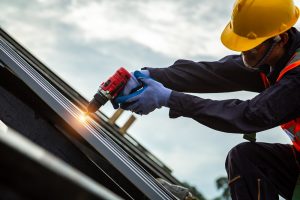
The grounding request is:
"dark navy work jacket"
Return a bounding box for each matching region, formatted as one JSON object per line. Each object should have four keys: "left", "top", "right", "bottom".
{"left": 148, "top": 28, "right": 300, "bottom": 134}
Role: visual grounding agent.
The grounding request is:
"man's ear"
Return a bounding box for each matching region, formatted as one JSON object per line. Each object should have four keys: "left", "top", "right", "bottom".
{"left": 278, "top": 32, "right": 289, "bottom": 47}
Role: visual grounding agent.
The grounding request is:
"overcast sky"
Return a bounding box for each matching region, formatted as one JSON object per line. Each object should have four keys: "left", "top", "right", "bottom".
{"left": 2, "top": 0, "right": 300, "bottom": 198}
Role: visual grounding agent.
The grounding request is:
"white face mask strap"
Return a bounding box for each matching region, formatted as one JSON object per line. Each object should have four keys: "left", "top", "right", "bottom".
{"left": 273, "top": 35, "right": 281, "bottom": 43}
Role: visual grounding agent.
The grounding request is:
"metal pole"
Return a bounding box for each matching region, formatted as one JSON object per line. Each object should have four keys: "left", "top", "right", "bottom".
{"left": 120, "top": 115, "right": 136, "bottom": 135}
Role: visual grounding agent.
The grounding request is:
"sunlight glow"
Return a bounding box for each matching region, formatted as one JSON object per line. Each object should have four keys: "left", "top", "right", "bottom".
{"left": 79, "top": 112, "right": 89, "bottom": 123}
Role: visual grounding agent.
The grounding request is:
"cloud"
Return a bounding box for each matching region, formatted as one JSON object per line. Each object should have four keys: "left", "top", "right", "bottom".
{"left": 62, "top": 0, "right": 233, "bottom": 58}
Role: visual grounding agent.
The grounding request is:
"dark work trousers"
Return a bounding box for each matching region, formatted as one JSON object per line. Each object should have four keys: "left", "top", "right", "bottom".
{"left": 226, "top": 142, "right": 300, "bottom": 200}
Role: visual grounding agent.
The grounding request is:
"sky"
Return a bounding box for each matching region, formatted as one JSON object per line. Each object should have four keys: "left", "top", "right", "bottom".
{"left": 1, "top": 0, "right": 300, "bottom": 199}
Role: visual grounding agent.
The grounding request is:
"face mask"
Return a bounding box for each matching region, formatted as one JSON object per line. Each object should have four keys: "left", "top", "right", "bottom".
{"left": 241, "top": 36, "right": 281, "bottom": 70}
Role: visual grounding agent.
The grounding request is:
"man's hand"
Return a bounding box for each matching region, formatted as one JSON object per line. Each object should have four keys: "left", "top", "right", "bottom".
{"left": 111, "top": 70, "right": 149, "bottom": 109}
{"left": 115, "top": 71, "right": 172, "bottom": 115}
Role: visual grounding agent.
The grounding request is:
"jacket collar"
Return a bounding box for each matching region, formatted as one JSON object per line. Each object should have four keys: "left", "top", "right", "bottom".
{"left": 267, "top": 27, "right": 300, "bottom": 84}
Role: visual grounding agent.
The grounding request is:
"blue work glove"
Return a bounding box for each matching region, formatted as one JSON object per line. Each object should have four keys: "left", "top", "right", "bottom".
{"left": 111, "top": 70, "right": 149, "bottom": 109}
{"left": 115, "top": 71, "right": 172, "bottom": 115}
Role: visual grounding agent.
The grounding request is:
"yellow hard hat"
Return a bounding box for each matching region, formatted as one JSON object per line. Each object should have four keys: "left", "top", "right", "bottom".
{"left": 221, "top": 0, "right": 299, "bottom": 52}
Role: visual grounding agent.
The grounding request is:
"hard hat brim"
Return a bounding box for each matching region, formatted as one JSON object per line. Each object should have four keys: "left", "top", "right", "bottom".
{"left": 221, "top": 22, "right": 270, "bottom": 52}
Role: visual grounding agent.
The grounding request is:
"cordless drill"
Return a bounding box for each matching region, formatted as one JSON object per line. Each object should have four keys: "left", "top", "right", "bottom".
{"left": 86, "top": 67, "right": 131, "bottom": 114}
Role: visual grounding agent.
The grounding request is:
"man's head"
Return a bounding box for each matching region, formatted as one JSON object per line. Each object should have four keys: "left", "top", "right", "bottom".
{"left": 241, "top": 33, "right": 290, "bottom": 69}
{"left": 221, "top": 0, "right": 299, "bottom": 67}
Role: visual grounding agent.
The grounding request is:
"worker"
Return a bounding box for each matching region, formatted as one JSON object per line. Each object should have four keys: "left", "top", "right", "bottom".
{"left": 113, "top": 0, "right": 300, "bottom": 199}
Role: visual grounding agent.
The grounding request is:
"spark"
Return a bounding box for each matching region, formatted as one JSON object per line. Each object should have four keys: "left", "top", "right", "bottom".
{"left": 79, "top": 112, "right": 89, "bottom": 123}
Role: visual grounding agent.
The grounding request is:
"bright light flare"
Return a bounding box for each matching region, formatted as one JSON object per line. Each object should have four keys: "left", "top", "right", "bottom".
{"left": 79, "top": 112, "right": 89, "bottom": 123}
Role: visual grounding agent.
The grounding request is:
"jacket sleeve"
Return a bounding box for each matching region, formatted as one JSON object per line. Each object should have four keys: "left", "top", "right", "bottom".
{"left": 167, "top": 68, "right": 300, "bottom": 134}
{"left": 148, "top": 55, "right": 265, "bottom": 93}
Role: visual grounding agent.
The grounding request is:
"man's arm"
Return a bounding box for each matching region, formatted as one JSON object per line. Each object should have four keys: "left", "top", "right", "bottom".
{"left": 148, "top": 55, "right": 265, "bottom": 93}
{"left": 167, "top": 68, "right": 300, "bottom": 133}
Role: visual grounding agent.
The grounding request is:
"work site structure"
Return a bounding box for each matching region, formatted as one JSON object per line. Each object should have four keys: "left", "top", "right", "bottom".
{"left": 0, "top": 27, "right": 181, "bottom": 200}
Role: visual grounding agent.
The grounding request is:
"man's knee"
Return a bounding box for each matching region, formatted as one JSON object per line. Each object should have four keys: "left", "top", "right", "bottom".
{"left": 225, "top": 142, "right": 255, "bottom": 171}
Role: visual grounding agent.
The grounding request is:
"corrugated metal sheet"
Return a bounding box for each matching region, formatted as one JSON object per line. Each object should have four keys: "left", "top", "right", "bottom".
{"left": 0, "top": 27, "right": 181, "bottom": 200}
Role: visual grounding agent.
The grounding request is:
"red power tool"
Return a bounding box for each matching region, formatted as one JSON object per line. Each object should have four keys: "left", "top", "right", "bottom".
{"left": 86, "top": 67, "right": 131, "bottom": 114}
